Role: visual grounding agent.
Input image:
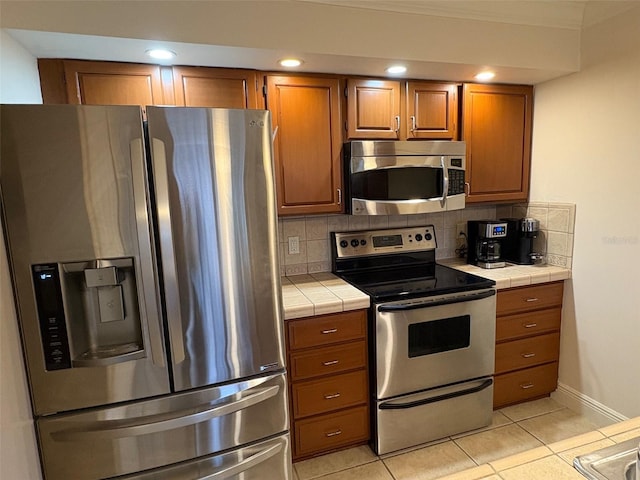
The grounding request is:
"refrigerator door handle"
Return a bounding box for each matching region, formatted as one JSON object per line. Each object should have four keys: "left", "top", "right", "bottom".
{"left": 150, "top": 138, "right": 186, "bottom": 364}
{"left": 130, "top": 138, "right": 166, "bottom": 367}
{"left": 195, "top": 442, "right": 282, "bottom": 480}
{"left": 51, "top": 382, "right": 281, "bottom": 441}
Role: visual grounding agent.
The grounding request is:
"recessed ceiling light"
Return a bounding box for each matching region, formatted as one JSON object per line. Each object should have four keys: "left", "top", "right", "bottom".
{"left": 386, "top": 65, "right": 407, "bottom": 75}
{"left": 146, "top": 49, "right": 176, "bottom": 60}
{"left": 279, "top": 58, "right": 303, "bottom": 68}
{"left": 475, "top": 71, "right": 496, "bottom": 81}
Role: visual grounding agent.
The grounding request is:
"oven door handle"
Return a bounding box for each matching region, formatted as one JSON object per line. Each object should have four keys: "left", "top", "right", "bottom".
{"left": 379, "top": 378, "right": 493, "bottom": 410}
{"left": 377, "top": 289, "right": 495, "bottom": 312}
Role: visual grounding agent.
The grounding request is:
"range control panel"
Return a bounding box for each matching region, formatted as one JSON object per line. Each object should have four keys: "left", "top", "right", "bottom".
{"left": 333, "top": 226, "right": 437, "bottom": 258}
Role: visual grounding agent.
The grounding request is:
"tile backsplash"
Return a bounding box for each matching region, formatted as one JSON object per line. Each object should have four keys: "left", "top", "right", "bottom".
{"left": 278, "top": 202, "right": 576, "bottom": 276}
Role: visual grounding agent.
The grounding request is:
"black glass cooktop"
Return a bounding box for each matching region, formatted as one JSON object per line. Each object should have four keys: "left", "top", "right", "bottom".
{"left": 338, "top": 263, "right": 495, "bottom": 302}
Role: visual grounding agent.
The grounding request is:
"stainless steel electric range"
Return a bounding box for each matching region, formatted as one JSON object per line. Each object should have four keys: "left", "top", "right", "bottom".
{"left": 331, "top": 225, "right": 497, "bottom": 455}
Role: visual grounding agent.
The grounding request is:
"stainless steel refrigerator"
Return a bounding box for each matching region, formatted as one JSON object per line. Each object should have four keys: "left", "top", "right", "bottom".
{"left": 0, "top": 104, "right": 291, "bottom": 479}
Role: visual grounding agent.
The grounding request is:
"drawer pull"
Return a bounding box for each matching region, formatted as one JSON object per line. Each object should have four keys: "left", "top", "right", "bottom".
{"left": 523, "top": 322, "right": 538, "bottom": 328}
{"left": 325, "top": 430, "right": 342, "bottom": 437}
{"left": 520, "top": 383, "right": 535, "bottom": 389}
{"left": 525, "top": 297, "right": 539, "bottom": 302}
{"left": 521, "top": 353, "right": 536, "bottom": 358}
{"left": 324, "top": 393, "right": 341, "bottom": 400}
{"left": 323, "top": 360, "right": 339, "bottom": 366}
{"left": 321, "top": 328, "right": 338, "bottom": 334}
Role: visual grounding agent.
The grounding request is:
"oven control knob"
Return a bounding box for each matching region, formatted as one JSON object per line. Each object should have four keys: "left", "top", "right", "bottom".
{"left": 415, "top": 234, "right": 423, "bottom": 241}
{"left": 425, "top": 232, "right": 433, "bottom": 241}
{"left": 351, "top": 239, "right": 360, "bottom": 247}
{"left": 340, "top": 240, "right": 348, "bottom": 248}
{"left": 360, "top": 239, "right": 367, "bottom": 246}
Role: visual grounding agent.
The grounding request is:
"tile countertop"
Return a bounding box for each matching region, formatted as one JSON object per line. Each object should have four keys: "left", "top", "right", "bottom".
{"left": 435, "top": 416, "right": 640, "bottom": 480}
{"left": 281, "top": 261, "right": 571, "bottom": 320}
{"left": 281, "top": 273, "right": 370, "bottom": 320}
{"left": 439, "top": 258, "right": 571, "bottom": 290}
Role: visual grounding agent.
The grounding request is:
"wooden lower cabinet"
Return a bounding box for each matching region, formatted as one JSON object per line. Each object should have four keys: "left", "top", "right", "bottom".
{"left": 286, "top": 310, "right": 369, "bottom": 461}
{"left": 294, "top": 406, "right": 369, "bottom": 458}
{"left": 494, "top": 281, "right": 564, "bottom": 409}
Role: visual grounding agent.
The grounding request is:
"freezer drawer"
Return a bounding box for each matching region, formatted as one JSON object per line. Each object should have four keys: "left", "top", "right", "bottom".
{"left": 37, "top": 372, "right": 289, "bottom": 480}
{"left": 118, "top": 434, "right": 292, "bottom": 480}
{"left": 374, "top": 377, "right": 493, "bottom": 455}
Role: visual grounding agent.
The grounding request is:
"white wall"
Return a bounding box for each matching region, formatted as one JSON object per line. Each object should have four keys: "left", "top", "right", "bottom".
{"left": 530, "top": 6, "right": 640, "bottom": 418}
{"left": 0, "top": 29, "right": 43, "bottom": 480}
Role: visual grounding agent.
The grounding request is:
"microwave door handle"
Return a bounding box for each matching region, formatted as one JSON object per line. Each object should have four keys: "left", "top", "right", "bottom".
{"left": 440, "top": 156, "right": 448, "bottom": 208}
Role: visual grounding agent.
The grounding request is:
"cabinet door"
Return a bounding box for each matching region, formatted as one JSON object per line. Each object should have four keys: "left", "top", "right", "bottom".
{"left": 346, "top": 79, "right": 400, "bottom": 139}
{"left": 463, "top": 83, "right": 533, "bottom": 203}
{"left": 266, "top": 75, "right": 343, "bottom": 216}
{"left": 406, "top": 81, "right": 459, "bottom": 139}
{"left": 172, "top": 67, "right": 259, "bottom": 108}
{"left": 62, "top": 60, "right": 169, "bottom": 111}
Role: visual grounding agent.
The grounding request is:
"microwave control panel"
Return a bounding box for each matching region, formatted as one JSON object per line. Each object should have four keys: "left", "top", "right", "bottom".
{"left": 448, "top": 169, "right": 465, "bottom": 195}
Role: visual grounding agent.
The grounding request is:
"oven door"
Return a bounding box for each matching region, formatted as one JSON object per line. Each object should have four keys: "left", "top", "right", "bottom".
{"left": 349, "top": 155, "right": 464, "bottom": 215}
{"left": 374, "top": 288, "right": 496, "bottom": 400}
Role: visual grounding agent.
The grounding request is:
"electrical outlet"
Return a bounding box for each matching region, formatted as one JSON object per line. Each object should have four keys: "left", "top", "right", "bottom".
{"left": 456, "top": 222, "right": 467, "bottom": 238}
{"left": 288, "top": 236, "right": 300, "bottom": 255}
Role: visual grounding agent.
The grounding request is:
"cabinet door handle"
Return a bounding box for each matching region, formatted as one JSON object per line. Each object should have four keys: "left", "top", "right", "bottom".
{"left": 464, "top": 182, "right": 470, "bottom": 196}
{"left": 323, "top": 360, "right": 339, "bottom": 366}
{"left": 324, "top": 393, "right": 341, "bottom": 400}
{"left": 337, "top": 188, "right": 342, "bottom": 205}
{"left": 520, "top": 383, "right": 535, "bottom": 389}
{"left": 523, "top": 323, "right": 538, "bottom": 328}
{"left": 521, "top": 352, "right": 536, "bottom": 358}
{"left": 410, "top": 115, "right": 417, "bottom": 133}
{"left": 321, "top": 328, "right": 338, "bottom": 334}
{"left": 525, "top": 297, "right": 539, "bottom": 303}
{"left": 394, "top": 115, "right": 400, "bottom": 133}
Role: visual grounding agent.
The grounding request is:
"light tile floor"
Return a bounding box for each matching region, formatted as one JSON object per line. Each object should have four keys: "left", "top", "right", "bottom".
{"left": 292, "top": 398, "right": 602, "bottom": 480}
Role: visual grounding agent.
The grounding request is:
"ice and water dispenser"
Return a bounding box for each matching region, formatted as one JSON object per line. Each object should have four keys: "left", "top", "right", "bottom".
{"left": 32, "top": 258, "right": 145, "bottom": 371}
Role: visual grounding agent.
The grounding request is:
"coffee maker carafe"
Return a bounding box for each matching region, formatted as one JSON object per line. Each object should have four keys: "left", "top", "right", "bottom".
{"left": 467, "top": 220, "right": 508, "bottom": 269}
{"left": 501, "top": 218, "right": 540, "bottom": 264}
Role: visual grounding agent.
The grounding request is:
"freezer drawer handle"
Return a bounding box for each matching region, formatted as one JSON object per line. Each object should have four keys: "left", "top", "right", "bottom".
{"left": 51, "top": 383, "right": 281, "bottom": 441}
{"left": 379, "top": 378, "right": 493, "bottom": 410}
{"left": 194, "top": 441, "right": 283, "bottom": 480}
{"left": 378, "top": 289, "right": 495, "bottom": 312}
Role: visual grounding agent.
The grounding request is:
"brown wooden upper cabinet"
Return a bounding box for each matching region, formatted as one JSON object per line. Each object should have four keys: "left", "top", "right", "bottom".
{"left": 38, "top": 59, "right": 172, "bottom": 111}
{"left": 265, "top": 75, "right": 344, "bottom": 216}
{"left": 406, "top": 81, "right": 459, "bottom": 140}
{"left": 346, "top": 78, "right": 459, "bottom": 140}
{"left": 172, "top": 66, "right": 260, "bottom": 108}
{"left": 346, "top": 79, "right": 401, "bottom": 139}
{"left": 462, "top": 83, "right": 533, "bottom": 204}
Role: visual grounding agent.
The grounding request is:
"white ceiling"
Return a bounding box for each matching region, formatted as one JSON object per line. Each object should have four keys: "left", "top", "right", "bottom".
{"left": 2, "top": 0, "right": 639, "bottom": 85}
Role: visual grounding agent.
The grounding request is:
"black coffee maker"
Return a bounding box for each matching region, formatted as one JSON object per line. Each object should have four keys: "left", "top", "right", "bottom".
{"left": 467, "top": 220, "right": 508, "bottom": 269}
{"left": 501, "top": 218, "right": 540, "bottom": 264}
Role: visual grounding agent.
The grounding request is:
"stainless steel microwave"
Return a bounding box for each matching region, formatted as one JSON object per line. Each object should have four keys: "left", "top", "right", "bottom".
{"left": 344, "top": 140, "right": 466, "bottom": 215}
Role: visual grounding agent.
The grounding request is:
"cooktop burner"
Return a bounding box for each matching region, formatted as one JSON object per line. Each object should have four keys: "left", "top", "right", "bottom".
{"left": 332, "top": 226, "right": 495, "bottom": 302}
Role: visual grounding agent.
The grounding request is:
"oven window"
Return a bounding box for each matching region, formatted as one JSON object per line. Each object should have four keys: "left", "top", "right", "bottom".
{"left": 408, "top": 315, "right": 470, "bottom": 357}
{"left": 351, "top": 167, "right": 443, "bottom": 200}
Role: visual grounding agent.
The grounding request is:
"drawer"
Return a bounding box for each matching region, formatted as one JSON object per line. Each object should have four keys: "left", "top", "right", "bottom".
{"left": 493, "top": 362, "right": 559, "bottom": 408}
{"left": 294, "top": 405, "right": 369, "bottom": 458}
{"left": 495, "top": 332, "right": 560, "bottom": 374}
{"left": 287, "top": 310, "right": 366, "bottom": 350}
{"left": 289, "top": 341, "right": 366, "bottom": 381}
{"left": 497, "top": 282, "right": 564, "bottom": 316}
{"left": 292, "top": 370, "right": 368, "bottom": 419}
{"left": 496, "top": 307, "right": 561, "bottom": 342}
